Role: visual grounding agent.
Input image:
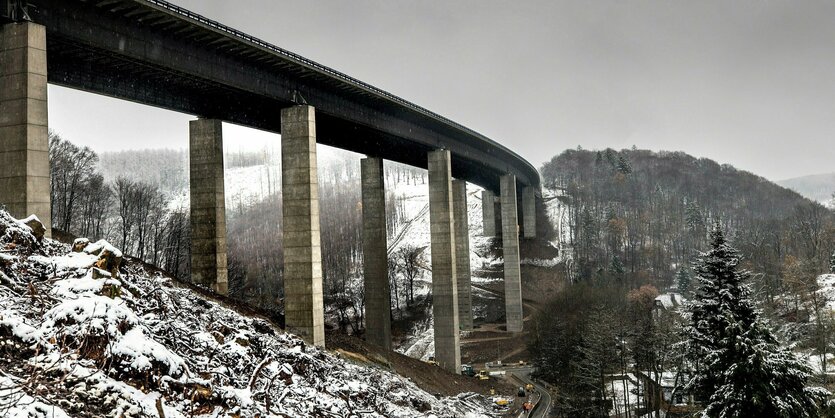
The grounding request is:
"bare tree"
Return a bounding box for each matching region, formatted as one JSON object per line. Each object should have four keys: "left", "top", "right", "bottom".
{"left": 49, "top": 131, "right": 99, "bottom": 232}
{"left": 113, "top": 177, "right": 137, "bottom": 251}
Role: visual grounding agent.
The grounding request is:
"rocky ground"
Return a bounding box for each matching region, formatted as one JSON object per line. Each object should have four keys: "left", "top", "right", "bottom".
{"left": 0, "top": 210, "right": 496, "bottom": 417}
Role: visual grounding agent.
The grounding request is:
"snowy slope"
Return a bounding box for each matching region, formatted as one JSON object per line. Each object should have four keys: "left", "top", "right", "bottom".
{"left": 0, "top": 210, "right": 493, "bottom": 417}
{"left": 386, "top": 181, "right": 501, "bottom": 361}
{"left": 386, "top": 182, "right": 496, "bottom": 279}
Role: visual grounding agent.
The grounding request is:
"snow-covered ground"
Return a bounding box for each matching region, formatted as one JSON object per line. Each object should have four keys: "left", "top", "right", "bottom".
{"left": 385, "top": 181, "right": 495, "bottom": 275}
{"left": 0, "top": 210, "right": 494, "bottom": 417}
{"left": 794, "top": 274, "right": 835, "bottom": 376}
{"left": 817, "top": 273, "right": 835, "bottom": 310}
{"left": 606, "top": 374, "right": 640, "bottom": 416}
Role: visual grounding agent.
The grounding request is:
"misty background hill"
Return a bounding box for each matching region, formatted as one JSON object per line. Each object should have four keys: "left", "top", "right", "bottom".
{"left": 779, "top": 172, "right": 835, "bottom": 207}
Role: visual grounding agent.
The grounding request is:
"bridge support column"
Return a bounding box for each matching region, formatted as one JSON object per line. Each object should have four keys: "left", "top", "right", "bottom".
{"left": 281, "top": 105, "right": 325, "bottom": 348}
{"left": 501, "top": 174, "right": 523, "bottom": 332}
{"left": 189, "top": 119, "right": 228, "bottom": 295}
{"left": 522, "top": 186, "right": 537, "bottom": 239}
{"left": 361, "top": 157, "right": 391, "bottom": 351}
{"left": 0, "top": 22, "right": 50, "bottom": 235}
{"left": 428, "top": 149, "right": 460, "bottom": 373}
{"left": 453, "top": 180, "right": 473, "bottom": 331}
{"left": 481, "top": 190, "right": 497, "bottom": 237}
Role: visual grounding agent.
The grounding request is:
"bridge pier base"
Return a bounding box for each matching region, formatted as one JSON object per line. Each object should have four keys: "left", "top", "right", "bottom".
{"left": 453, "top": 180, "right": 473, "bottom": 331}
{"left": 481, "top": 190, "right": 497, "bottom": 237}
{"left": 428, "top": 149, "right": 461, "bottom": 373}
{"left": 522, "top": 186, "right": 537, "bottom": 239}
{"left": 501, "top": 174, "right": 524, "bottom": 332}
{"left": 189, "top": 119, "right": 228, "bottom": 295}
{"left": 0, "top": 22, "right": 50, "bottom": 236}
{"left": 281, "top": 105, "right": 325, "bottom": 348}
{"left": 361, "top": 157, "right": 391, "bottom": 351}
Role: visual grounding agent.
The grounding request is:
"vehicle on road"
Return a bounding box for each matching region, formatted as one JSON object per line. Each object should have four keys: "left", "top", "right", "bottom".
{"left": 461, "top": 364, "right": 475, "bottom": 377}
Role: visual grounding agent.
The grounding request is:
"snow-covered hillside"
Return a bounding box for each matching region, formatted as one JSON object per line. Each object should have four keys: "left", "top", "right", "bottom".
{"left": 386, "top": 181, "right": 504, "bottom": 361}
{"left": 0, "top": 211, "right": 493, "bottom": 417}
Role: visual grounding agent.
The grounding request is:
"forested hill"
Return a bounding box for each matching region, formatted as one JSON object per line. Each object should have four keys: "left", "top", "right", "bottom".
{"left": 541, "top": 148, "right": 834, "bottom": 293}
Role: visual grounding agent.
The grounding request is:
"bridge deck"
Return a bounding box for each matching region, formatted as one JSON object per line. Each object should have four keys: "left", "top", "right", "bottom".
{"left": 12, "top": 0, "right": 539, "bottom": 192}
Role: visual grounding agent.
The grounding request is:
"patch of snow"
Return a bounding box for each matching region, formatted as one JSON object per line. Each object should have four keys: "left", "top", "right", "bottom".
{"left": 0, "top": 375, "right": 71, "bottom": 418}
{"left": 521, "top": 257, "right": 560, "bottom": 267}
{"left": 82, "top": 239, "right": 123, "bottom": 258}
{"left": 29, "top": 252, "right": 98, "bottom": 273}
{"left": 655, "top": 293, "right": 687, "bottom": 310}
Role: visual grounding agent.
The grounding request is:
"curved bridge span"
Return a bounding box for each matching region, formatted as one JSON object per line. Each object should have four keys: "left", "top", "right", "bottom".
{"left": 23, "top": 0, "right": 539, "bottom": 192}
{"left": 1, "top": 0, "right": 539, "bottom": 375}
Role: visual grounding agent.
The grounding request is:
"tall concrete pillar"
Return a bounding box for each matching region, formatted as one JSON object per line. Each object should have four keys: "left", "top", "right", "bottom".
{"left": 452, "top": 180, "right": 473, "bottom": 331}
{"left": 428, "top": 149, "right": 460, "bottom": 373}
{"left": 361, "top": 157, "right": 391, "bottom": 351}
{"left": 481, "top": 190, "right": 496, "bottom": 237}
{"left": 0, "top": 22, "right": 50, "bottom": 235}
{"left": 189, "top": 119, "right": 228, "bottom": 295}
{"left": 501, "top": 174, "right": 524, "bottom": 332}
{"left": 281, "top": 105, "right": 325, "bottom": 348}
{"left": 522, "top": 186, "right": 537, "bottom": 239}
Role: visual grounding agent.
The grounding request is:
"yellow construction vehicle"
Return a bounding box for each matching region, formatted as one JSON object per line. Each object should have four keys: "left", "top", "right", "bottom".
{"left": 477, "top": 370, "right": 490, "bottom": 380}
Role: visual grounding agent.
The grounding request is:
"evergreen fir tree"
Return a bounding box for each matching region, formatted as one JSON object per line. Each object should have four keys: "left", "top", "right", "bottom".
{"left": 684, "top": 223, "right": 825, "bottom": 417}
{"left": 676, "top": 267, "right": 691, "bottom": 294}
{"left": 685, "top": 203, "right": 705, "bottom": 234}
{"left": 616, "top": 155, "right": 632, "bottom": 174}
{"left": 608, "top": 255, "right": 625, "bottom": 282}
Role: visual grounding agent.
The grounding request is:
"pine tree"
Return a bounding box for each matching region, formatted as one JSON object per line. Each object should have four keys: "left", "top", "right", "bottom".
{"left": 608, "top": 255, "right": 625, "bottom": 282}
{"left": 676, "top": 267, "right": 691, "bottom": 294}
{"left": 616, "top": 155, "right": 632, "bottom": 174}
{"left": 685, "top": 223, "right": 825, "bottom": 417}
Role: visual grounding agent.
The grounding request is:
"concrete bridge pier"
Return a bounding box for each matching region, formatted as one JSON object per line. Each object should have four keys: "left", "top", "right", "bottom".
{"left": 481, "top": 190, "right": 497, "bottom": 237}
{"left": 452, "top": 180, "right": 473, "bottom": 331}
{"left": 361, "top": 157, "right": 391, "bottom": 351}
{"left": 501, "top": 174, "right": 524, "bottom": 332}
{"left": 428, "top": 149, "right": 461, "bottom": 373}
{"left": 281, "top": 105, "right": 325, "bottom": 348}
{"left": 0, "top": 22, "right": 51, "bottom": 235}
{"left": 189, "top": 119, "right": 228, "bottom": 295}
{"left": 522, "top": 186, "right": 537, "bottom": 239}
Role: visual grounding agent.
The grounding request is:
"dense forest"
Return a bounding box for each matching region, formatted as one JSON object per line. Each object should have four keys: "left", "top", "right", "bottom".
{"left": 534, "top": 147, "right": 835, "bottom": 417}
{"left": 541, "top": 147, "right": 833, "bottom": 290}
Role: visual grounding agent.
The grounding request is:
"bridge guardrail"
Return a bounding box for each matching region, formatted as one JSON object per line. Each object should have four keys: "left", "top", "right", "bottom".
{"left": 140, "top": 0, "right": 538, "bottom": 184}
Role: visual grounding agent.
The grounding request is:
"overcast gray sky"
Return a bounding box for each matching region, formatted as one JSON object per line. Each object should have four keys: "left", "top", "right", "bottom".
{"left": 49, "top": 0, "right": 835, "bottom": 181}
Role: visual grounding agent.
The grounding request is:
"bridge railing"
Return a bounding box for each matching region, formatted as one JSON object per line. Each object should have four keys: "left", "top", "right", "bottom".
{"left": 143, "top": 0, "right": 490, "bottom": 142}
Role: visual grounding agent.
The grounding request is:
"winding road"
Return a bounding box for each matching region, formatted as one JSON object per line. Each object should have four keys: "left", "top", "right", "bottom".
{"left": 495, "top": 365, "right": 553, "bottom": 418}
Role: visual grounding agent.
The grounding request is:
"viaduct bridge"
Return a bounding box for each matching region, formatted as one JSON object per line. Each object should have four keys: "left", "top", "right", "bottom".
{"left": 0, "top": 0, "right": 540, "bottom": 373}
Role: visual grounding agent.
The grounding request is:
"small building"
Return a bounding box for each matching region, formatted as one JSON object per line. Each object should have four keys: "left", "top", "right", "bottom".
{"left": 653, "top": 292, "right": 686, "bottom": 318}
